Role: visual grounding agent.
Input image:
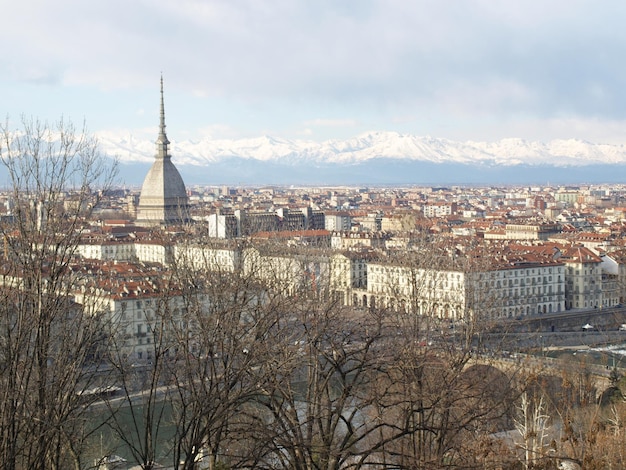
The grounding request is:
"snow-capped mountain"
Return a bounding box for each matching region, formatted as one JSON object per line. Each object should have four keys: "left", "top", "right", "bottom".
{"left": 98, "top": 131, "right": 626, "bottom": 167}
{"left": 97, "top": 131, "right": 626, "bottom": 186}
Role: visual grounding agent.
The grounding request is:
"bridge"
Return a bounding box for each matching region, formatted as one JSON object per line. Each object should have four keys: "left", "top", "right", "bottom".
{"left": 473, "top": 350, "right": 619, "bottom": 398}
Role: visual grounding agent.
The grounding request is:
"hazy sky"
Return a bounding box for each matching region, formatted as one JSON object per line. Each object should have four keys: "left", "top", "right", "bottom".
{"left": 2, "top": 0, "right": 626, "bottom": 144}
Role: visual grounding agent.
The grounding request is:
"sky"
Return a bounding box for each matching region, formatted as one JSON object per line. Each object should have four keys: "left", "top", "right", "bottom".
{"left": 2, "top": 0, "right": 626, "bottom": 145}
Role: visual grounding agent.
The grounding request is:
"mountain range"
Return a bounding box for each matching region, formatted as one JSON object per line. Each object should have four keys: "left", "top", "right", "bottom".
{"left": 98, "top": 131, "right": 626, "bottom": 187}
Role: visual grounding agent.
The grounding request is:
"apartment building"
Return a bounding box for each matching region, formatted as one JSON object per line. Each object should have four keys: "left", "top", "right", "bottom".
{"left": 366, "top": 262, "right": 468, "bottom": 320}
{"left": 207, "top": 207, "right": 325, "bottom": 238}
{"left": 559, "top": 245, "right": 603, "bottom": 310}
{"left": 243, "top": 245, "right": 330, "bottom": 297}
{"left": 135, "top": 241, "right": 174, "bottom": 265}
{"left": 352, "top": 213, "right": 382, "bottom": 231}
{"left": 71, "top": 261, "right": 197, "bottom": 361}
{"left": 207, "top": 212, "right": 239, "bottom": 239}
{"left": 329, "top": 251, "right": 370, "bottom": 306}
{"left": 175, "top": 241, "right": 242, "bottom": 273}
{"left": 484, "top": 222, "right": 561, "bottom": 240}
{"left": 423, "top": 202, "right": 457, "bottom": 218}
{"left": 77, "top": 239, "right": 135, "bottom": 261}
{"left": 77, "top": 234, "right": 174, "bottom": 265}
{"left": 360, "top": 248, "right": 565, "bottom": 321}
{"left": 330, "top": 231, "right": 389, "bottom": 251}
{"left": 478, "top": 260, "right": 565, "bottom": 319}
{"left": 325, "top": 211, "right": 352, "bottom": 232}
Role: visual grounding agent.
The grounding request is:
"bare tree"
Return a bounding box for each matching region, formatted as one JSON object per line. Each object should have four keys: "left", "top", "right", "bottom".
{"left": 103, "top": 291, "right": 177, "bottom": 470}
{"left": 166, "top": 240, "right": 277, "bottom": 469}
{"left": 515, "top": 390, "right": 551, "bottom": 469}
{"left": 0, "top": 116, "right": 117, "bottom": 469}
{"left": 360, "top": 239, "right": 522, "bottom": 468}
{"left": 246, "top": 298, "right": 395, "bottom": 470}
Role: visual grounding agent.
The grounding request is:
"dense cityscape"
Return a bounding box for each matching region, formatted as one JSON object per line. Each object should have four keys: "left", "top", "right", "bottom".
{"left": 7, "top": 0, "right": 626, "bottom": 468}
{"left": 1, "top": 82, "right": 626, "bottom": 470}
{"left": 79, "top": 180, "right": 626, "bottom": 324}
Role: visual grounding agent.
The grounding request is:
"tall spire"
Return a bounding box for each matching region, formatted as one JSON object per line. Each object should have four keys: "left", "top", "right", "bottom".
{"left": 137, "top": 75, "right": 190, "bottom": 227}
{"left": 156, "top": 74, "right": 170, "bottom": 159}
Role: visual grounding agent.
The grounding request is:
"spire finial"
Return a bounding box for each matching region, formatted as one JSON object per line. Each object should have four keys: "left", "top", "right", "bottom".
{"left": 160, "top": 74, "right": 165, "bottom": 132}
{"left": 156, "top": 74, "right": 170, "bottom": 159}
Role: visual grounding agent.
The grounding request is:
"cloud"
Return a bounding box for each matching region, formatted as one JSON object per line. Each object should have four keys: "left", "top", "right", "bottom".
{"left": 496, "top": 117, "right": 626, "bottom": 145}
{"left": 3, "top": 0, "right": 626, "bottom": 143}
{"left": 194, "top": 124, "right": 240, "bottom": 140}
{"left": 303, "top": 118, "right": 358, "bottom": 128}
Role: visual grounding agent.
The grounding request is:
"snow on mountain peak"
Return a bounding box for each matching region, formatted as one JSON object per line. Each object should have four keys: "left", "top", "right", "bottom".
{"left": 96, "top": 131, "right": 626, "bottom": 168}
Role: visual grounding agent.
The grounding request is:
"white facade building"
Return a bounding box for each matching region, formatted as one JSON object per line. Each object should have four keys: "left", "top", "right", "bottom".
{"left": 324, "top": 212, "right": 352, "bottom": 232}
{"left": 175, "top": 243, "right": 242, "bottom": 273}
{"left": 364, "top": 257, "right": 565, "bottom": 320}
{"left": 560, "top": 246, "right": 603, "bottom": 310}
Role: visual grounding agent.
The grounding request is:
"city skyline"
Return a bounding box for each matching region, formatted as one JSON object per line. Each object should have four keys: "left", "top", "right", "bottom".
{"left": 2, "top": 1, "right": 626, "bottom": 148}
